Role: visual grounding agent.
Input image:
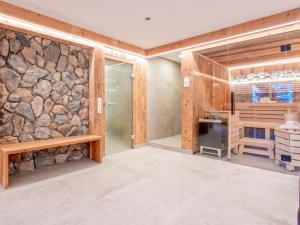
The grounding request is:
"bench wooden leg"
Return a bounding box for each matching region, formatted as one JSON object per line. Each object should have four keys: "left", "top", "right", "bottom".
{"left": 268, "top": 148, "right": 275, "bottom": 159}
{"left": 89, "top": 140, "right": 102, "bottom": 163}
{"left": 275, "top": 159, "right": 281, "bottom": 166}
{"left": 1, "top": 152, "right": 9, "bottom": 189}
{"left": 217, "top": 149, "right": 221, "bottom": 158}
{"left": 239, "top": 144, "right": 244, "bottom": 154}
{"left": 286, "top": 164, "right": 295, "bottom": 172}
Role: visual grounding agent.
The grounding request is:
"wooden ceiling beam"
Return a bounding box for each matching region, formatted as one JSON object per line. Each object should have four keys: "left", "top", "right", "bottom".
{"left": 205, "top": 37, "right": 300, "bottom": 58}
{"left": 220, "top": 50, "right": 300, "bottom": 66}
{"left": 213, "top": 43, "right": 300, "bottom": 63}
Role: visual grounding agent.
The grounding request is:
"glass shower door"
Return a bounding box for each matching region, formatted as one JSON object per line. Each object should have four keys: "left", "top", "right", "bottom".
{"left": 104, "top": 59, "right": 133, "bottom": 155}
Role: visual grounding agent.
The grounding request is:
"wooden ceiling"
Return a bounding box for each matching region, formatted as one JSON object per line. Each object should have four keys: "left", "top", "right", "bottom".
{"left": 198, "top": 30, "right": 300, "bottom": 67}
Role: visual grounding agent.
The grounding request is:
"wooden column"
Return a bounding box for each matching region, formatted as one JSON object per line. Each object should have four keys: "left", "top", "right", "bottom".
{"left": 133, "top": 60, "right": 147, "bottom": 146}
{"left": 181, "top": 53, "right": 195, "bottom": 151}
{"left": 89, "top": 47, "right": 104, "bottom": 161}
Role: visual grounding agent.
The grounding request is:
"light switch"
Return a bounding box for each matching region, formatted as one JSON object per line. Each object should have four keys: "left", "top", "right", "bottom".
{"left": 184, "top": 77, "right": 190, "bottom": 87}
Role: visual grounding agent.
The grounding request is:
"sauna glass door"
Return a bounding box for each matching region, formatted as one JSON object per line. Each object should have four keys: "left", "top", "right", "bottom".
{"left": 104, "top": 59, "right": 133, "bottom": 155}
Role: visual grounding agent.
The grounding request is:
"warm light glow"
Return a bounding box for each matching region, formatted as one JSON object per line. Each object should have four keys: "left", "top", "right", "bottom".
{"left": 231, "top": 77, "right": 300, "bottom": 85}
{"left": 0, "top": 13, "right": 145, "bottom": 59}
{"left": 148, "top": 21, "right": 300, "bottom": 58}
{"left": 1, "top": 12, "right": 300, "bottom": 60}
{"left": 192, "top": 71, "right": 230, "bottom": 84}
{"left": 228, "top": 57, "right": 300, "bottom": 71}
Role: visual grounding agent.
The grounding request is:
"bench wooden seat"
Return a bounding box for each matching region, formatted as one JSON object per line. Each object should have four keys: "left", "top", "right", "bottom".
{"left": 0, "top": 134, "right": 101, "bottom": 189}
{"left": 239, "top": 137, "right": 274, "bottom": 159}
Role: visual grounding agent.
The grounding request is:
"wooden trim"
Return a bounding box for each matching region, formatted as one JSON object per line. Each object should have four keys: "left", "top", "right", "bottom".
{"left": 204, "top": 37, "right": 300, "bottom": 59}
{"left": 89, "top": 48, "right": 105, "bottom": 158}
{"left": 133, "top": 60, "right": 148, "bottom": 145}
{"left": 0, "top": 1, "right": 145, "bottom": 56}
{"left": 183, "top": 23, "right": 300, "bottom": 58}
{"left": 104, "top": 52, "right": 136, "bottom": 65}
{"left": 193, "top": 52, "right": 228, "bottom": 69}
{"left": 0, "top": 23, "right": 92, "bottom": 50}
{"left": 146, "top": 8, "right": 300, "bottom": 56}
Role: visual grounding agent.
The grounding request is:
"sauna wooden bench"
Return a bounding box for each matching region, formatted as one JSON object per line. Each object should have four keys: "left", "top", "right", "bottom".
{"left": 0, "top": 134, "right": 102, "bottom": 189}
{"left": 238, "top": 121, "right": 281, "bottom": 159}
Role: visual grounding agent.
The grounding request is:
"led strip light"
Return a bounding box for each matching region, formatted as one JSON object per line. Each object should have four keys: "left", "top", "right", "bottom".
{"left": 0, "top": 13, "right": 145, "bottom": 60}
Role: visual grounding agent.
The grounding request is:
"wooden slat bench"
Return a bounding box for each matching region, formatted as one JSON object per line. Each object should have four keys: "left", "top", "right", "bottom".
{"left": 0, "top": 134, "right": 101, "bottom": 189}
{"left": 239, "top": 137, "right": 274, "bottom": 159}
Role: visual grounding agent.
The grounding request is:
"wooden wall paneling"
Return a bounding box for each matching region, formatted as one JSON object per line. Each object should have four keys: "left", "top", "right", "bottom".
{"left": 181, "top": 53, "right": 230, "bottom": 152}
{"left": 193, "top": 53, "right": 230, "bottom": 110}
{"left": 133, "top": 60, "right": 147, "bottom": 146}
{"left": 205, "top": 37, "right": 300, "bottom": 59}
{"left": 217, "top": 50, "right": 300, "bottom": 66}
{"left": 198, "top": 31, "right": 300, "bottom": 66}
{"left": 89, "top": 48, "right": 105, "bottom": 160}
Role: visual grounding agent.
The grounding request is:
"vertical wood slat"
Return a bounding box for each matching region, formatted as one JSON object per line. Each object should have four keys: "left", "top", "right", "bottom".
{"left": 89, "top": 48, "right": 104, "bottom": 159}
{"left": 133, "top": 60, "right": 147, "bottom": 145}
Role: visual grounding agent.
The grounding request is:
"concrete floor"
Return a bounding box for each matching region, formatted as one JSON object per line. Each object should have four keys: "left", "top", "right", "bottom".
{"left": 149, "top": 135, "right": 300, "bottom": 175}
{"left": 0, "top": 146, "right": 298, "bottom": 225}
{"left": 148, "top": 134, "right": 181, "bottom": 151}
{"left": 199, "top": 152, "right": 300, "bottom": 176}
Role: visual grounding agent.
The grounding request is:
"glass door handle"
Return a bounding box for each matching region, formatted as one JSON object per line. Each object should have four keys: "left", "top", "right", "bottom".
{"left": 106, "top": 101, "right": 117, "bottom": 106}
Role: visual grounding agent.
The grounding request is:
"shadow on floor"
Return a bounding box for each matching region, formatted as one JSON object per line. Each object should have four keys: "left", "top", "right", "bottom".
{"left": 7, "top": 159, "right": 99, "bottom": 190}
{"left": 197, "top": 152, "right": 300, "bottom": 176}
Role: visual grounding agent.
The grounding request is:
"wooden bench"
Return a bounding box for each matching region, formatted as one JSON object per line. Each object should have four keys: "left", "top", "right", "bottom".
{"left": 0, "top": 134, "right": 101, "bottom": 189}
{"left": 239, "top": 137, "right": 274, "bottom": 159}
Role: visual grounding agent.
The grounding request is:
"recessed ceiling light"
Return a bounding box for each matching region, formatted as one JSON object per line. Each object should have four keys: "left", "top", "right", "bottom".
{"left": 145, "top": 17, "right": 151, "bottom": 21}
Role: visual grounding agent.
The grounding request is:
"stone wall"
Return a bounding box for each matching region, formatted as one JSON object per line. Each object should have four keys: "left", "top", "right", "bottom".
{"left": 0, "top": 28, "right": 91, "bottom": 174}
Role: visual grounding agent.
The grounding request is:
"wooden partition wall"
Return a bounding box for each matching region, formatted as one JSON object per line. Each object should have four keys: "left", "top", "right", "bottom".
{"left": 181, "top": 52, "right": 230, "bottom": 152}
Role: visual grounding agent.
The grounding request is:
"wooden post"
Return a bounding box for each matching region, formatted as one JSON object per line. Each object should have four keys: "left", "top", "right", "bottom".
{"left": 1, "top": 152, "right": 9, "bottom": 189}
{"left": 133, "top": 60, "right": 147, "bottom": 146}
{"left": 181, "top": 53, "right": 194, "bottom": 151}
{"left": 89, "top": 48, "right": 104, "bottom": 160}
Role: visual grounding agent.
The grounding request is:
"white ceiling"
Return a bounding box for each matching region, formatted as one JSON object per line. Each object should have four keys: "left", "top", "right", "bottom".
{"left": 161, "top": 51, "right": 181, "bottom": 63}
{"left": 6, "top": 0, "right": 300, "bottom": 49}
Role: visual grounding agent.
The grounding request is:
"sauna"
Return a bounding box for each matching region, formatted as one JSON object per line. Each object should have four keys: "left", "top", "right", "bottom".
{"left": 181, "top": 29, "right": 300, "bottom": 172}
